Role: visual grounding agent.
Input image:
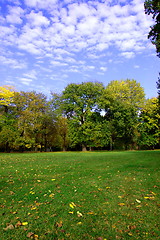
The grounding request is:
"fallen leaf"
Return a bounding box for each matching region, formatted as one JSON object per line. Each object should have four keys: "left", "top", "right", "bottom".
{"left": 87, "top": 211, "right": 95, "bottom": 215}
{"left": 12, "top": 211, "right": 17, "bottom": 214}
{"left": 49, "top": 193, "right": 54, "bottom": 198}
{"left": 136, "top": 199, "right": 141, "bottom": 203}
{"left": 15, "top": 221, "right": 22, "bottom": 228}
{"left": 68, "top": 211, "right": 74, "bottom": 214}
{"left": 4, "top": 224, "right": 14, "bottom": 230}
{"left": 34, "top": 234, "right": 39, "bottom": 240}
{"left": 128, "top": 225, "right": 136, "bottom": 230}
{"left": 69, "top": 202, "right": 76, "bottom": 208}
{"left": 22, "top": 222, "right": 28, "bottom": 226}
{"left": 136, "top": 205, "right": 142, "bottom": 208}
{"left": 31, "top": 207, "right": 37, "bottom": 210}
{"left": 144, "top": 196, "right": 155, "bottom": 200}
{"left": 118, "top": 203, "right": 125, "bottom": 206}
{"left": 77, "top": 211, "right": 83, "bottom": 217}
{"left": 118, "top": 196, "right": 122, "bottom": 199}
{"left": 150, "top": 191, "right": 156, "bottom": 195}
{"left": 56, "top": 221, "right": 63, "bottom": 228}
{"left": 27, "top": 232, "right": 34, "bottom": 238}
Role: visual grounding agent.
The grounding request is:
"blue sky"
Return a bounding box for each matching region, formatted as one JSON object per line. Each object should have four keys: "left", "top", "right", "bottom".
{"left": 0, "top": 0, "right": 159, "bottom": 99}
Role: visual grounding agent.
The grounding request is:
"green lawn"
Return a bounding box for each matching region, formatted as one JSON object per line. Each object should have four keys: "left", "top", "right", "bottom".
{"left": 0, "top": 151, "right": 160, "bottom": 240}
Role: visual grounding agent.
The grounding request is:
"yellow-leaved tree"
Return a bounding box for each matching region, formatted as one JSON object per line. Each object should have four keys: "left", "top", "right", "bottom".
{"left": 0, "top": 85, "right": 15, "bottom": 112}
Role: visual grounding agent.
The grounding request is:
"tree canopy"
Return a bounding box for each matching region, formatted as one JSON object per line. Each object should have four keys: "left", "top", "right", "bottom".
{"left": 144, "top": 0, "right": 160, "bottom": 57}
{"left": 0, "top": 80, "right": 159, "bottom": 152}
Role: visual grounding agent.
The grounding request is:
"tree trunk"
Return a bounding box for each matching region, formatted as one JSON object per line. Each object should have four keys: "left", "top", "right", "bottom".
{"left": 63, "top": 146, "right": 66, "bottom": 152}
{"left": 82, "top": 144, "right": 87, "bottom": 151}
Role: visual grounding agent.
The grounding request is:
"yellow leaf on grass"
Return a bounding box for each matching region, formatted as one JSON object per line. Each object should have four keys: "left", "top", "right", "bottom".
{"left": 106, "top": 187, "right": 110, "bottom": 189}
{"left": 87, "top": 211, "right": 94, "bottom": 215}
{"left": 118, "top": 203, "right": 125, "bottom": 206}
{"left": 151, "top": 191, "right": 156, "bottom": 195}
{"left": 136, "top": 199, "right": 141, "bottom": 203}
{"left": 69, "top": 202, "right": 76, "bottom": 208}
{"left": 77, "top": 211, "right": 83, "bottom": 217}
{"left": 51, "top": 179, "right": 56, "bottom": 181}
{"left": 31, "top": 207, "right": 37, "bottom": 210}
{"left": 69, "top": 203, "right": 74, "bottom": 208}
{"left": 77, "top": 222, "right": 82, "bottom": 225}
{"left": 49, "top": 193, "right": 55, "bottom": 198}
{"left": 29, "top": 191, "right": 35, "bottom": 194}
{"left": 144, "top": 196, "right": 155, "bottom": 200}
{"left": 69, "top": 211, "right": 74, "bottom": 214}
{"left": 22, "top": 222, "right": 28, "bottom": 226}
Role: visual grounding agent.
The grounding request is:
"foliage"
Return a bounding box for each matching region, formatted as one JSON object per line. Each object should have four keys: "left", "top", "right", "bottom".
{"left": 138, "top": 97, "right": 160, "bottom": 149}
{"left": 144, "top": 0, "right": 160, "bottom": 57}
{"left": 60, "top": 82, "right": 105, "bottom": 150}
{"left": 0, "top": 81, "right": 159, "bottom": 152}
{"left": 0, "top": 85, "right": 15, "bottom": 106}
{"left": 101, "top": 79, "right": 146, "bottom": 150}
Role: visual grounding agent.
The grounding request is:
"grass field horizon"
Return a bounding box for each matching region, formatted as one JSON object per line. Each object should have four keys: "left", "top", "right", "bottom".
{"left": 1, "top": 150, "right": 160, "bottom": 240}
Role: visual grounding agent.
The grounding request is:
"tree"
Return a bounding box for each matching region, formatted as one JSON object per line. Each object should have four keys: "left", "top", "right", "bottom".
{"left": 0, "top": 85, "right": 16, "bottom": 151}
{"left": 55, "top": 116, "right": 70, "bottom": 151}
{"left": 138, "top": 97, "right": 160, "bottom": 149}
{"left": 0, "top": 85, "right": 15, "bottom": 113}
{"left": 101, "top": 79, "right": 145, "bottom": 150}
{"left": 0, "top": 114, "right": 17, "bottom": 152}
{"left": 60, "top": 82, "right": 105, "bottom": 151}
{"left": 144, "top": 0, "right": 160, "bottom": 57}
{"left": 13, "top": 91, "right": 50, "bottom": 151}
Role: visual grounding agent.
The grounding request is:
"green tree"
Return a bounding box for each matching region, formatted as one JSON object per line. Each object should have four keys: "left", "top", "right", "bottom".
{"left": 0, "top": 114, "right": 17, "bottom": 152}
{"left": 60, "top": 82, "right": 104, "bottom": 151}
{"left": 101, "top": 79, "right": 145, "bottom": 150}
{"left": 144, "top": 0, "right": 160, "bottom": 57}
{"left": 0, "top": 85, "right": 16, "bottom": 151}
{"left": 13, "top": 91, "right": 50, "bottom": 151}
{"left": 138, "top": 97, "right": 160, "bottom": 149}
{"left": 55, "top": 116, "right": 69, "bottom": 151}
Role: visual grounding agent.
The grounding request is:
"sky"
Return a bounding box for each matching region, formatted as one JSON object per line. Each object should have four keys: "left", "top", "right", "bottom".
{"left": 0, "top": 0, "right": 159, "bottom": 99}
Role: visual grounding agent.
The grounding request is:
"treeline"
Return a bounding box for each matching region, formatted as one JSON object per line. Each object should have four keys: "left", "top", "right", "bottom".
{"left": 0, "top": 79, "right": 159, "bottom": 152}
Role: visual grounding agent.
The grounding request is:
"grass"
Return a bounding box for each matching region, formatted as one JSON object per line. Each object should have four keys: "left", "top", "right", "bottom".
{"left": 0, "top": 150, "right": 160, "bottom": 240}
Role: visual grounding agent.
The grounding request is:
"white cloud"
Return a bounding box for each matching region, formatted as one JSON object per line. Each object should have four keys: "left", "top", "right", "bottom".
{"left": 120, "top": 51, "right": 135, "bottom": 59}
{"left": 50, "top": 60, "right": 68, "bottom": 67}
{"left": 26, "top": 11, "right": 50, "bottom": 27}
{"left": 0, "top": 0, "right": 155, "bottom": 74}
{"left": 18, "top": 42, "right": 42, "bottom": 55}
{"left": 24, "top": 0, "right": 58, "bottom": 9}
{"left": 19, "top": 77, "right": 33, "bottom": 86}
{"left": 0, "top": 55, "right": 27, "bottom": 69}
{"left": 6, "top": 6, "right": 24, "bottom": 24}
{"left": 0, "top": 25, "right": 15, "bottom": 38}
{"left": 134, "top": 65, "right": 140, "bottom": 69}
{"left": 100, "top": 67, "right": 107, "bottom": 72}
{"left": 23, "top": 70, "right": 37, "bottom": 79}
